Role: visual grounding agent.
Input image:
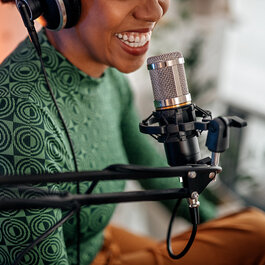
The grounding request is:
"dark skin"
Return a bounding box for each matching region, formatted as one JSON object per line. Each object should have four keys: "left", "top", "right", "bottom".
{"left": 2, "top": 0, "right": 170, "bottom": 77}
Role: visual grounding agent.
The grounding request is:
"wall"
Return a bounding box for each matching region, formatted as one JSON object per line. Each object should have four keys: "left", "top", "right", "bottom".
{"left": 0, "top": 3, "right": 41, "bottom": 63}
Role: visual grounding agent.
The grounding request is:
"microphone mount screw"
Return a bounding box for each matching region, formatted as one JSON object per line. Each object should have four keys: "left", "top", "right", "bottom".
{"left": 209, "top": 172, "right": 216, "bottom": 179}
{"left": 188, "top": 171, "right": 197, "bottom": 179}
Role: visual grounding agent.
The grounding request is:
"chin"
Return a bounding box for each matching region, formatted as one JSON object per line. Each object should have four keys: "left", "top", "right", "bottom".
{"left": 115, "top": 60, "right": 145, "bottom": 74}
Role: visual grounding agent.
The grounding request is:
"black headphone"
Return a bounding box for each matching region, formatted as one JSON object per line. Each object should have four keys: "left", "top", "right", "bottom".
{"left": 15, "top": 0, "right": 81, "bottom": 30}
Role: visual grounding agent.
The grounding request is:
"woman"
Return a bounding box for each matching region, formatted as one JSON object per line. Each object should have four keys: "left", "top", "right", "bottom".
{"left": 0, "top": 0, "right": 265, "bottom": 264}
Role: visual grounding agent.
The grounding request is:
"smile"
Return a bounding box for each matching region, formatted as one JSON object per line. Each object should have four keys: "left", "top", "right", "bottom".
{"left": 115, "top": 32, "right": 152, "bottom": 48}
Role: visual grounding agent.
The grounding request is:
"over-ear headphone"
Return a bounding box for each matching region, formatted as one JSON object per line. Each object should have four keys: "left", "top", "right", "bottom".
{"left": 15, "top": 0, "right": 81, "bottom": 30}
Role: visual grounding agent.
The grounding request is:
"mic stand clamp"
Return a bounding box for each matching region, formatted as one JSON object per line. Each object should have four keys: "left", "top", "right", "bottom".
{"left": 206, "top": 116, "right": 247, "bottom": 167}
{"left": 140, "top": 106, "right": 247, "bottom": 168}
{"left": 206, "top": 116, "right": 247, "bottom": 153}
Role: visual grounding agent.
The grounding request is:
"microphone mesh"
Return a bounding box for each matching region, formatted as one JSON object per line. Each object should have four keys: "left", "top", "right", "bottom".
{"left": 147, "top": 51, "right": 183, "bottom": 64}
{"left": 147, "top": 52, "right": 189, "bottom": 101}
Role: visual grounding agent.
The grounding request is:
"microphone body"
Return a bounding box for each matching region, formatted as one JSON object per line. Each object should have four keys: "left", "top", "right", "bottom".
{"left": 147, "top": 52, "right": 201, "bottom": 166}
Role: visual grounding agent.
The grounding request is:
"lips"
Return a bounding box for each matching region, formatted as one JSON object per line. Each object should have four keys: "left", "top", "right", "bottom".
{"left": 115, "top": 31, "right": 152, "bottom": 56}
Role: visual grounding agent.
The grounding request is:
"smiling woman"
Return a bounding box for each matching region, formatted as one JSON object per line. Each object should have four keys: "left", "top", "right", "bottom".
{"left": 0, "top": 1, "right": 265, "bottom": 265}
{"left": 45, "top": 0, "right": 168, "bottom": 76}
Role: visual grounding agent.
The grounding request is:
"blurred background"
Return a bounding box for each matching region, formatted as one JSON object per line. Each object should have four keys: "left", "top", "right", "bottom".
{"left": 126, "top": 0, "right": 265, "bottom": 237}
{"left": 1, "top": 0, "right": 265, "bottom": 238}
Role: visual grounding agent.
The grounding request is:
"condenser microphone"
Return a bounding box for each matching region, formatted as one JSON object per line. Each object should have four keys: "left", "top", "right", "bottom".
{"left": 147, "top": 51, "right": 191, "bottom": 110}
{"left": 147, "top": 52, "right": 201, "bottom": 166}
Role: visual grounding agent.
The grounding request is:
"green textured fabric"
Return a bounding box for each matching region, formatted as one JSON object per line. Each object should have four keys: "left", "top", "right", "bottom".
{"left": 0, "top": 29, "right": 216, "bottom": 265}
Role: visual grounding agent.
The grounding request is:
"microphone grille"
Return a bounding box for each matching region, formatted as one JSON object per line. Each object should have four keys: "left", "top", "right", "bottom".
{"left": 147, "top": 52, "right": 189, "bottom": 102}
{"left": 147, "top": 51, "right": 183, "bottom": 64}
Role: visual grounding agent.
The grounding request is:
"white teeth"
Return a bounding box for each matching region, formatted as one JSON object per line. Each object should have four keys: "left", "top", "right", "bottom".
{"left": 129, "top": 35, "right": 134, "bottom": 42}
{"left": 135, "top": 36, "right": 140, "bottom": 43}
{"left": 115, "top": 32, "right": 152, "bottom": 48}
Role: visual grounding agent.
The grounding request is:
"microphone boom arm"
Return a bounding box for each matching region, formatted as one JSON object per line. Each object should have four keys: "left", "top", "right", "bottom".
{"left": 0, "top": 164, "right": 221, "bottom": 210}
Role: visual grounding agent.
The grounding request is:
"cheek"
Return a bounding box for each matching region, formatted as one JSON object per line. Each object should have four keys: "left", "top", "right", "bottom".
{"left": 161, "top": 0, "right": 170, "bottom": 16}
{"left": 82, "top": 1, "right": 124, "bottom": 32}
{"left": 79, "top": 11, "right": 119, "bottom": 48}
{"left": 76, "top": 10, "right": 110, "bottom": 51}
{"left": 78, "top": 2, "right": 109, "bottom": 32}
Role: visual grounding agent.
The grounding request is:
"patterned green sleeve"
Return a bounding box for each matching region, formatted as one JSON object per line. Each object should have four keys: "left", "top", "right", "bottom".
{"left": 0, "top": 187, "right": 68, "bottom": 265}
{"left": 0, "top": 93, "right": 70, "bottom": 263}
{"left": 119, "top": 79, "right": 217, "bottom": 222}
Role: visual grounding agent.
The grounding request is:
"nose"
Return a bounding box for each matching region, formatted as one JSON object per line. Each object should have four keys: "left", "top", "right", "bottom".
{"left": 132, "top": 0, "right": 169, "bottom": 23}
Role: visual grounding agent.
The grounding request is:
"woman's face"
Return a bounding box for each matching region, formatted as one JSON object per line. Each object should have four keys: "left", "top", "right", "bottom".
{"left": 74, "top": 0, "right": 170, "bottom": 74}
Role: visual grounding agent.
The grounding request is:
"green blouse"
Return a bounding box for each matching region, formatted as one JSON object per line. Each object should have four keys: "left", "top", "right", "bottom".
{"left": 0, "top": 29, "right": 216, "bottom": 265}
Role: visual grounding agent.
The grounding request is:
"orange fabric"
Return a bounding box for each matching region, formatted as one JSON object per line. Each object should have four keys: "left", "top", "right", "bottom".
{"left": 91, "top": 207, "right": 265, "bottom": 265}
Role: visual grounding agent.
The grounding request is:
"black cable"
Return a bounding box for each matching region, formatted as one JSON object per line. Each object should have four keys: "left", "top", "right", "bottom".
{"left": 16, "top": 1, "right": 42, "bottom": 57}
{"left": 12, "top": 208, "right": 77, "bottom": 265}
{"left": 85, "top": 180, "right": 99, "bottom": 194}
{"left": 166, "top": 199, "right": 199, "bottom": 259}
{"left": 17, "top": 2, "right": 78, "bottom": 171}
{"left": 16, "top": 8, "right": 84, "bottom": 261}
{"left": 39, "top": 56, "right": 78, "bottom": 172}
{"left": 38, "top": 41, "right": 83, "bottom": 265}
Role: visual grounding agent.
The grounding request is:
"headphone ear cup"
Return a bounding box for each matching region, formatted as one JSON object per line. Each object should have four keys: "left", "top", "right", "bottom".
{"left": 42, "top": 0, "right": 81, "bottom": 30}
{"left": 63, "top": 0, "right": 82, "bottom": 29}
